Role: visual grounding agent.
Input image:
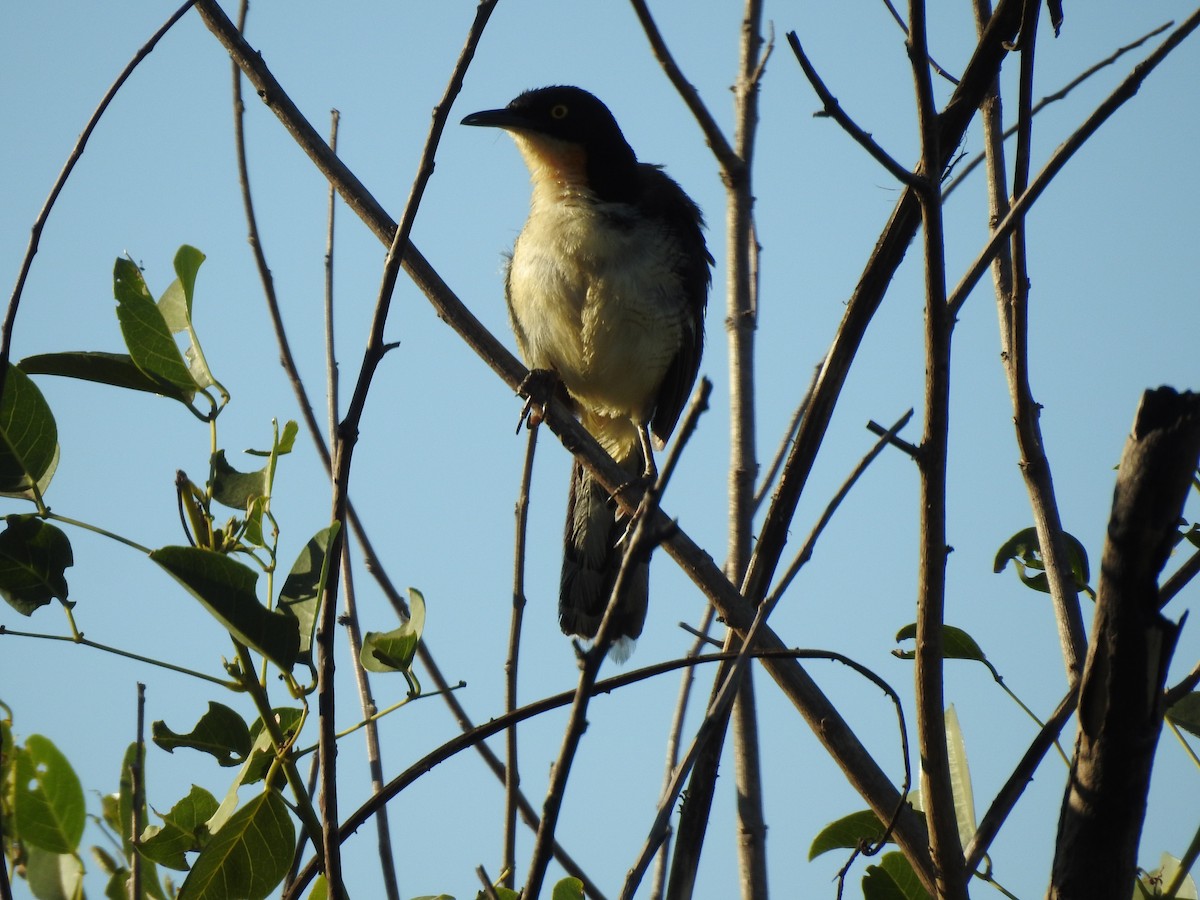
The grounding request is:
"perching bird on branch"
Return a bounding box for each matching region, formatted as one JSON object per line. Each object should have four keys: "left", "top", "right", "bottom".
{"left": 463, "top": 85, "right": 710, "bottom": 658}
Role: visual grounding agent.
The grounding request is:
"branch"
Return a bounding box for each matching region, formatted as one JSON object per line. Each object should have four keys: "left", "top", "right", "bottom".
{"left": 197, "top": 2, "right": 931, "bottom": 884}
{"left": 0, "top": 0, "right": 196, "bottom": 406}
{"left": 786, "top": 31, "right": 917, "bottom": 185}
{"left": 1049, "top": 388, "right": 1200, "bottom": 898}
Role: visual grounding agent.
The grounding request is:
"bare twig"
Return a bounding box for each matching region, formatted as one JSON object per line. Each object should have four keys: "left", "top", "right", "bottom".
{"left": 0, "top": 0, "right": 196, "bottom": 405}
{"left": 947, "top": 7, "right": 1200, "bottom": 317}
{"left": 787, "top": 32, "right": 917, "bottom": 185}
{"left": 942, "top": 21, "right": 1173, "bottom": 199}
{"left": 325, "top": 109, "right": 340, "bottom": 445}
{"left": 476, "top": 866, "right": 502, "bottom": 900}
{"left": 964, "top": 685, "right": 1077, "bottom": 871}
{"left": 198, "top": 2, "right": 932, "bottom": 884}
{"left": 753, "top": 365, "right": 819, "bottom": 513}
{"left": 1161, "top": 544, "right": 1200, "bottom": 607}
{"left": 524, "top": 380, "right": 710, "bottom": 900}
{"left": 906, "top": 0, "right": 966, "bottom": 892}
{"left": 878, "top": 0, "right": 961, "bottom": 83}
{"left": 130, "top": 683, "right": 147, "bottom": 900}
{"left": 504, "top": 423, "right": 539, "bottom": 888}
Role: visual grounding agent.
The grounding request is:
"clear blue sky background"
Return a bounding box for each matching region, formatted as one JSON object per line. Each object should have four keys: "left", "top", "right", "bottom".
{"left": 3, "top": 2, "right": 1199, "bottom": 898}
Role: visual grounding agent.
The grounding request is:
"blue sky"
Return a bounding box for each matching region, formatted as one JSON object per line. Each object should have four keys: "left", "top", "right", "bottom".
{"left": 3, "top": 2, "right": 1199, "bottom": 898}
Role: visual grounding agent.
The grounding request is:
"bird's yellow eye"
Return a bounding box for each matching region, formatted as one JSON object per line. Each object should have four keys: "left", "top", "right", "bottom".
{"left": 550, "top": 103, "right": 569, "bottom": 120}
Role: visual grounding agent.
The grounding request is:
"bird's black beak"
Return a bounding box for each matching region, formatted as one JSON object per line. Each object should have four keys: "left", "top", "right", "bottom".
{"left": 461, "top": 108, "right": 525, "bottom": 130}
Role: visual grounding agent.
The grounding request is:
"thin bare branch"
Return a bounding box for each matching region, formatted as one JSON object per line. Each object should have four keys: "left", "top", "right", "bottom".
{"left": 942, "top": 20, "right": 1172, "bottom": 200}
{"left": 197, "top": 3, "right": 932, "bottom": 884}
{"left": 878, "top": 0, "right": 961, "bottom": 83}
{"left": 0, "top": 0, "right": 196, "bottom": 405}
{"left": 786, "top": 31, "right": 917, "bottom": 185}
{"left": 753, "top": 365, "right": 819, "bottom": 513}
{"left": 947, "top": 7, "right": 1200, "bottom": 317}
{"left": 503, "top": 423, "right": 539, "bottom": 888}
{"left": 626, "top": 0, "right": 739, "bottom": 173}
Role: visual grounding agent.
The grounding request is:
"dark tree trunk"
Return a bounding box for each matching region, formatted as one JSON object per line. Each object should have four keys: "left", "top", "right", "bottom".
{"left": 1048, "top": 387, "right": 1200, "bottom": 899}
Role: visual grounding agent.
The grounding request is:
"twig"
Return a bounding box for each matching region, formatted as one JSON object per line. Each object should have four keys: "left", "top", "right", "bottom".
{"left": 524, "top": 380, "right": 710, "bottom": 900}
{"left": 753, "top": 365, "right": 819, "bottom": 512}
{"left": 1164, "top": 659, "right": 1200, "bottom": 710}
{"left": 964, "top": 685, "right": 1077, "bottom": 871}
{"left": 198, "top": 1, "right": 931, "bottom": 881}
{"left": 325, "top": 110, "right": 340, "bottom": 445}
{"left": 130, "top": 683, "right": 147, "bottom": 900}
{"left": 621, "top": 645, "right": 913, "bottom": 900}
{"left": 907, "top": 0, "right": 966, "bottom": 893}
{"left": 866, "top": 417, "right": 922, "bottom": 461}
{"left": 1161, "top": 545, "right": 1200, "bottom": 607}
{"left": 947, "top": 7, "right": 1200, "bottom": 318}
{"left": 650, "top": 605, "right": 715, "bottom": 900}
{"left": 0, "top": 0, "right": 196, "bottom": 405}
{"left": 767, "top": 410, "right": 914, "bottom": 606}
{"left": 942, "top": 21, "right": 1173, "bottom": 199}
{"left": 787, "top": 31, "right": 917, "bottom": 185}
{"left": 476, "top": 866, "right": 501, "bottom": 900}
{"left": 504, "top": 423, "right": 539, "bottom": 888}
{"left": 877, "top": 0, "right": 961, "bottom": 83}
{"left": 626, "top": 0, "right": 740, "bottom": 173}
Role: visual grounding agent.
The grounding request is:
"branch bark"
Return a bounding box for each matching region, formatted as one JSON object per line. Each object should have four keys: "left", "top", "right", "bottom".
{"left": 1048, "top": 387, "right": 1200, "bottom": 899}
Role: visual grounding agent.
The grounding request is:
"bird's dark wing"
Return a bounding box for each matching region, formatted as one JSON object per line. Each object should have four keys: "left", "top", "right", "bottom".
{"left": 637, "top": 164, "right": 712, "bottom": 445}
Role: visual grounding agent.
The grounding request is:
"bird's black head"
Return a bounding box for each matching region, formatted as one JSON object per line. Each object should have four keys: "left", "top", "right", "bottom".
{"left": 462, "top": 86, "right": 640, "bottom": 202}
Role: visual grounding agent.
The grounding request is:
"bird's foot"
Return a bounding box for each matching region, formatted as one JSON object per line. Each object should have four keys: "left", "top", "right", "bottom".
{"left": 516, "top": 368, "right": 562, "bottom": 433}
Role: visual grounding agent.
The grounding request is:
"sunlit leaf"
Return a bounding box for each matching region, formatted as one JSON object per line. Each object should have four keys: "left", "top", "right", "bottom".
{"left": 24, "top": 844, "right": 84, "bottom": 900}
{"left": 551, "top": 879, "right": 585, "bottom": 900}
{"left": 150, "top": 546, "right": 299, "bottom": 671}
{"left": 20, "top": 351, "right": 194, "bottom": 402}
{"left": 360, "top": 588, "right": 425, "bottom": 693}
{"left": 0, "top": 364, "right": 59, "bottom": 498}
{"left": 139, "top": 785, "right": 219, "bottom": 870}
{"left": 178, "top": 789, "right": 294, "bottom": 900}
{"left": 944, "top": 705, "right": 977, "bottom": 850}
{"left": 112, "top": 257, "right": 197, "bottom": 398}
{"left": 862, "top": 852, "right": 932, "bottom": 900}
{"left": 0, "top": 515, "right": 72, "bottom": 615}
{"left": 809, "top": 809, "right": 890, "bottom": 860}
{"left": 893, "top": 624, "right": 988, "bottom": 664}
{"left": 1135, "top": 852, "right": 1199, "bottom": 898}
{"left": 1167, "top": 692, "right": 1200, "bottom": 739}
{"left": 279, "top": 524, "right": 339, "bottom": 664}
{"left": 14, "top": 734, "right": 85, "bottom": 853}
{"left": 210, "top": 451, "right": 269, "bottom": 511}
{"left": 152, "top": 703, "right": 252, "bottom": 767}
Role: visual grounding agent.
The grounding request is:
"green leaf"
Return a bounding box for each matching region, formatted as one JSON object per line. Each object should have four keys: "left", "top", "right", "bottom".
{"left": 152, "top": 703, "right": 252, "bottom": 766}
{"left": 809, "top": 809, "right": 890, "bottom": 860}
{"left": 993, "top": 526, "right": 1092, "bottom": 597}
{"left": 863, "top": 852, "right": 932, "bottom": 900}
{"left": 157, "top": 246, "right": 216, "bottom": 391}
{"left": 551, "top": 877, "right": 585, "bottom": 900}
{"left": 279, "top": 524, "right": 339, "bottom": 664}
{"left": 241, "top": 708, "right": 305, "bottom": 788}
{"left": 245, "top": 420, "right": 298, "bottom": 458}
{"left": 177, "top": 789, "right": 294, "bottom": 900}
{"left": 150, "top": 546, "right": 300, "bottom": 671}
{"left": 24, "top": 844, "right": 84, "bottom": 900}
{"left": 19, "top": 351, "right": 193, "bottom": 401}
{"left": 360, "top": 588, "right": 425, "bottom": 693}
{"left": 210, "top": 451, "right": 269, "bottom": 511}
{"left": 944, "top": 705, "right": 977, "bottom": 850}
{"left": 0, "top": 364, "right": 60, "bottom": 498}
{"left": 139, "top": 785, "right": 220, "bottom": 870}
{"left": 113, "top": 258, "right": 197, "bottom": 398}
{"left": 1167, "top": 692, "right": 1200, "bottom": 739}
{"left": 14, "top": 734, "right": 86, "bottom": 853}
{"left": 0, "top": 515, "right": 73, "bottom": 615}
{"left": 893, "top": 624, "right": 988, "bottom": 665}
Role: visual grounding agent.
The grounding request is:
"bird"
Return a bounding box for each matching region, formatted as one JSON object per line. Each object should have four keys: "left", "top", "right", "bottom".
{"left": 462, "top": 85, "right": 710, "bottom": 658}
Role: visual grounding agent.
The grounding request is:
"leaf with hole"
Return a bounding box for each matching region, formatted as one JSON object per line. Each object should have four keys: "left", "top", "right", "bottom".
{"left": 994, "top": 526, "right": 1093, "bottom": 598}
{"left": 14, "top": 734, "right": 85, "bottom": 853}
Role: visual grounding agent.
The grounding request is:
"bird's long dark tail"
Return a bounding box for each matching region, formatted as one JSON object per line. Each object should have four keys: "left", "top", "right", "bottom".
{"left": 559, "top": 444, "right": 649, "bottom": 661}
